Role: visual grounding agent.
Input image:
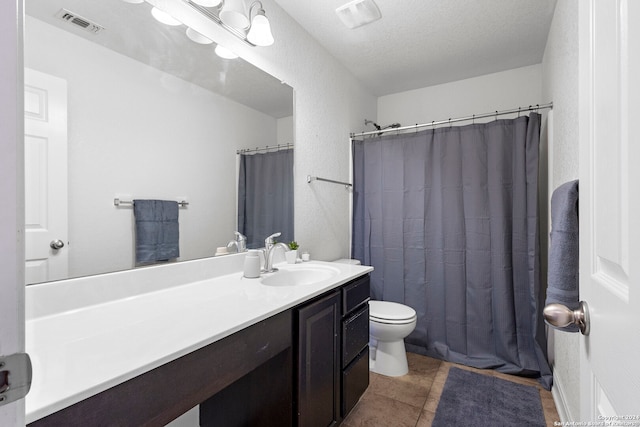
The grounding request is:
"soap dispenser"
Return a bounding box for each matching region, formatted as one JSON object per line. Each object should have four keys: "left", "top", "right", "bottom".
{"left": 243, "top": 250, "right": 261, "bottom": 278}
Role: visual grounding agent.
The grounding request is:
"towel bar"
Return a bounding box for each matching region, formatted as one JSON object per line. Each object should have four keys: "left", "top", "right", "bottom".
{"left": 307, "top": 175, "right": 352, "bottom": 189}
{"left": 114, "top": 198, "right": 189, "bottom": 207}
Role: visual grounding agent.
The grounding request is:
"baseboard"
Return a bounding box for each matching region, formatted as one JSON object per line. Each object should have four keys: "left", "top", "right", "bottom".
{"left": 551, "top": 372, "right": 573, "bottom": 423}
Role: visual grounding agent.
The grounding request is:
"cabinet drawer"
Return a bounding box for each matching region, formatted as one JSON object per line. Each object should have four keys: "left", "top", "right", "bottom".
{"left": 342, "top": 274, "right": 370, "bottom": 315}
{"left": 342, "top": 348, "right": 369, "bottom": 417}
{"left": 342, "top": 305, "right": 369, "bottom": 366}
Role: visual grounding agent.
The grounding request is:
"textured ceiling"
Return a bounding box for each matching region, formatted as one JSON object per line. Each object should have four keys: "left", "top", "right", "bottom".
{"left": 274, "top": 0, "right": 558, "bottom": 96}
{"left": 26, "top": 0, "right": 558, "bottom": 111}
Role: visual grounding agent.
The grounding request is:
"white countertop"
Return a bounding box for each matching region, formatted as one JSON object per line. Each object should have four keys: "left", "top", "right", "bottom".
{"left": 25, "top": 260, "right": 372, "bottom": 423}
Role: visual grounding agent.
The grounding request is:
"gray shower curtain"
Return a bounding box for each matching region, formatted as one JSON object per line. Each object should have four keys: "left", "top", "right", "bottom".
{"left": 352, "top": 113, "right": 551, "bottom": 388}
{"left": 238, "top": 149, "right": 294, "bottom": 249}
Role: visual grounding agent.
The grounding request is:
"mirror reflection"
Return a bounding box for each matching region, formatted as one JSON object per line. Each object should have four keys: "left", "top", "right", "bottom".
{"left": 24, "top": 0, "right": 294, "bottom": 285}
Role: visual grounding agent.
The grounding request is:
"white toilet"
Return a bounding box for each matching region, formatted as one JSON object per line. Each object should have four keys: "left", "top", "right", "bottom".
{"left": 368, "top": 300, "right": 417, "bottom": 377}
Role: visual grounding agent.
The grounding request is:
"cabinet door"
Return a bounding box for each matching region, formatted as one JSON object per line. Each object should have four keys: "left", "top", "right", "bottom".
{"left": 296, "top": 291, "right": 340, "bottom": 427}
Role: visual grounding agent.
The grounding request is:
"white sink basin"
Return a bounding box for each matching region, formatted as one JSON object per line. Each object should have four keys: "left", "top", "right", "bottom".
{"left": 261, "top": 264, "right": 340, "bottom": 287}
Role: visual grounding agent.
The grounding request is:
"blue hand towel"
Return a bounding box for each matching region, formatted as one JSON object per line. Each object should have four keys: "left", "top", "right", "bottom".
{"left": 545, "top": 180, "right": 579, "bottom": 332}
{"left": 133, "top": 200, "right": 180, "bottom": 264}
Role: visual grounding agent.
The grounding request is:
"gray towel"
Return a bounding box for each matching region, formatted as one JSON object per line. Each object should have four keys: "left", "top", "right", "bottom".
{"left": 133, "top": 200, "right": 180, "bottom": 264}
{"left": 545, "top": 180, "right": 579, "bottom": 332}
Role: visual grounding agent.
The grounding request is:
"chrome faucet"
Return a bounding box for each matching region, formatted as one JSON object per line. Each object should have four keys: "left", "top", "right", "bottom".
{"left": 262, "top": 232, "right": 290, "bottom": 273}
{"left": 227, "top": 231, "right": 247, "bottom": 253}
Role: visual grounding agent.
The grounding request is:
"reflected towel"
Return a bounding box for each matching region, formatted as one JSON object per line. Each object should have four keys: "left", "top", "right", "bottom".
{"left": 545, "top": 180, "right": 579, "bottom": 332}
{"left": 133, "top": 200, "right": 179, "bottom": 264}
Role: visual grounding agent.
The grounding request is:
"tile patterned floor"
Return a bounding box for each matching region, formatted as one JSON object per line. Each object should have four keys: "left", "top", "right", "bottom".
{"left": 342, "top": 352, "right": 560, "bottom": 427}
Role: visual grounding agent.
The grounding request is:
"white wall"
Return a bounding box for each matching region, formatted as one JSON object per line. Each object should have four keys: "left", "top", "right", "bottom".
{"left": 255, "top": 0, "right": 376, "bottom": 261}
{"left": 25, "top": 17, "right": 279, "bottom": 279}
{"left": 541, "top": 0, "right": 580, "bottom": 422}
{"left": 377, "top": 64, "right": 543, "bottom": 126}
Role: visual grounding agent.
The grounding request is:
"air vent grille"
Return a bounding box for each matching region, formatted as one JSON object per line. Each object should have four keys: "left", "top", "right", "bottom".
{"left": 336, "top": 0, "right": 381, "bottom": 29}
{"left": 55, "top": 9, "right": 105, "bottom": 34}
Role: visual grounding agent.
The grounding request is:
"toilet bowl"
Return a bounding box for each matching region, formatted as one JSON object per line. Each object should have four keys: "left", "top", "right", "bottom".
{"left": 369, "top": 300, "right": 417, "bottom": 377}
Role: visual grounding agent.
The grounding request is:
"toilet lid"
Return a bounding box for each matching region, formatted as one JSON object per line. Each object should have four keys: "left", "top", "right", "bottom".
{"left": 369, "top": 300, "right": 417, "bottom": 321}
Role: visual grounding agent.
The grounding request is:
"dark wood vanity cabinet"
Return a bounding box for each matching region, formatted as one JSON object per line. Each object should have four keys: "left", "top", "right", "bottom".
{"left": 28, "top": 274, "right": 370, "bottom": 427}
{"left": 295, "top": 274, "right": 370, "bottom": 427}
{"left": 30, "top": 310, "right": 293, "bottom": 427}
{"left": 295, "top": 291, "right": 341, "bottom": 427}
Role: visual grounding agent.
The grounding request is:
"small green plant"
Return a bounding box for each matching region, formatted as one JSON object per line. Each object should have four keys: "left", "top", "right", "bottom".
{"left": 288, "top": 241, "right": 299, "bottom": 250}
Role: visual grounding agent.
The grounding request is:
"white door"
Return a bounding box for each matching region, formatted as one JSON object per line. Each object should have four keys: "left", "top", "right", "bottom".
{"left": 579, "top": 0, "right": 640, "bottom": 418}
{"left": 24, "top": 68, "right": 68, "bottom": 284}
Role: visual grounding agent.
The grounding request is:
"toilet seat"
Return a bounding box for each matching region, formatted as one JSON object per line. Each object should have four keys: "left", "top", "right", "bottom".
{"left": 369, "top": 300, "right": 417, "bottom": 324}
{"left": 370, "top": 316, "right": 417, "bottom": 325}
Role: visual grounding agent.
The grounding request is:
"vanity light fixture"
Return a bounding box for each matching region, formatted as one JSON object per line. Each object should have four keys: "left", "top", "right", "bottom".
{"left": 151, "top": 7, "right": 182, "bottom": 26}
{"left": 215, "top": 44, "right": 239, "bottom": 59}
{"left": 184, "top": 0, "right": 274, "bottom": 47}
{"left": 186, "top": 27, "right": 213, "bottom": 44}
{"left": 246, "top": 2, "right": 274, "bottom": 46}
{"left": 191, "top": 0, "right": 222, "bottom": 7}
{"left": 219, "top": 0, "right": 250, "bottom": 30}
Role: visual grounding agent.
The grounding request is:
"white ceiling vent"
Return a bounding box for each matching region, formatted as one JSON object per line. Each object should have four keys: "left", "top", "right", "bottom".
{"left": 55, "top": 9, "right": 105, "bottom": 34}
{"left": 335, "top": 0, "right": 381, "bottom": 29}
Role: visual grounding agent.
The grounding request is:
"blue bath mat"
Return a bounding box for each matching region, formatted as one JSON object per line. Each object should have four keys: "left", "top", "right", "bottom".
{"left": 432, "top": 367, "right": 545, "bottom": 427}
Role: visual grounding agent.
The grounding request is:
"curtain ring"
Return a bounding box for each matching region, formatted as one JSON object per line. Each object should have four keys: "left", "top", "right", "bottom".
{"left": 495, "top": 111, "right": 498, "bottom": 121}
{"left": 518, "top": 107, "right": 521, "bottom": 117}
{"left": 472, "top": 114, "right": 475, "bottom": 124}
{"left": 448, "top": 118, "right": 452, "bottom": 127}
{"left": 536, "top": 104, "right": 540, "bottom": 112}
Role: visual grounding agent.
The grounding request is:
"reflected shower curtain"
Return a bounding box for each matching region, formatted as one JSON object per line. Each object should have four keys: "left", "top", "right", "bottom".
{"left": 238, "top": 149, "right": 294, "bottom": 249}
{"left": 352, "top": 114, "right": 551, "bottom": 388}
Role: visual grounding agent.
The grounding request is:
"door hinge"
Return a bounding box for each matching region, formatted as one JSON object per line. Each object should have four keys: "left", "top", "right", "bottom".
{"left": 0, "top": 353, "right": 32, "bottom": 406}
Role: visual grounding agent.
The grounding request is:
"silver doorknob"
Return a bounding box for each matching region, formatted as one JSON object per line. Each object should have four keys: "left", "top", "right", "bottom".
{"left": 50, "top": 240, "right": 65, "bottom": 250}
{"left": 543, "top": 301, "right": 590, "bottom": 335}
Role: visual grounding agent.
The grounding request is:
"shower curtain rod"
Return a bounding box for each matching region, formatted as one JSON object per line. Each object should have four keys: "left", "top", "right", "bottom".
{"left": 236, "top": 143, "right": 293, "bottom": 155}
{"left": 350, "top": 102, "right": 553, "bottom": 138}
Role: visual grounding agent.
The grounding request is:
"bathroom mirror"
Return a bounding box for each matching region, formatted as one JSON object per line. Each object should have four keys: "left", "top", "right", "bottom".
{"left": 24, "top": 0, "right": 294, "bottom": 284}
